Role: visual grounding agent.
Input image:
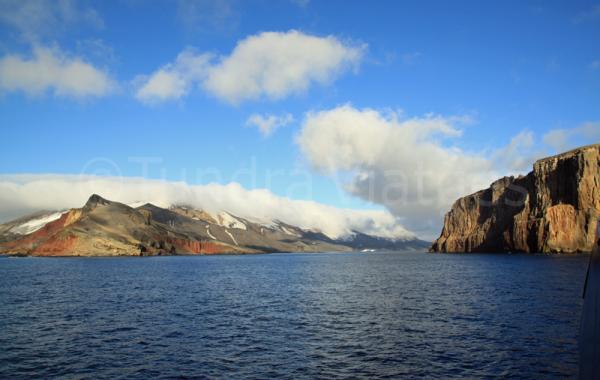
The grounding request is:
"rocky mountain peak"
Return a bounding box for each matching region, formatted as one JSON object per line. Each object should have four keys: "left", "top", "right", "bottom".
{"left": 84, "top": 194, "right": 111, "bottom": 210}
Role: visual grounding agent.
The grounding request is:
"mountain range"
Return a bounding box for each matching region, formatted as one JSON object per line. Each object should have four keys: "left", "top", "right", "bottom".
{"left": 0, "top": 194, "right": 429, "bottom": 256}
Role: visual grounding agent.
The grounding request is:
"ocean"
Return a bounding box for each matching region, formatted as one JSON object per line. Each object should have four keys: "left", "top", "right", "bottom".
{"left": 0, "top": 252, "right": 587, "bottom": 379}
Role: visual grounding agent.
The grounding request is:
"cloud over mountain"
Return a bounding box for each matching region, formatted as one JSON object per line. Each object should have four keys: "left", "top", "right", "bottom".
{"left": 297, "top": 105, "right": 503, "bottom": 236}
{"left": 0, "top": 174, "right": 414, "bottom": 240}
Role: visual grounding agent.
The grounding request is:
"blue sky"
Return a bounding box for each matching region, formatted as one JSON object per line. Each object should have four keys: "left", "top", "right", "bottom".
{"left": 0, "top": 0, "right": 599, "bottom": 238}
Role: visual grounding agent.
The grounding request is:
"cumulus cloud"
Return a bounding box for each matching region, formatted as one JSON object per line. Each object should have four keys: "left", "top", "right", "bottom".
{"left": 0, "top": 46, "right": 114, "bottom": 98}
{"left": 542, "top": 122, "right": 600, "bottom": 152}
{"left": 204, "top": 30, "right": 365, "bottom": 103}
{"left": 0, "top": 174, "right": 415, "bottom": 240}
{"left": 297, "top": 105, "right": 503, "bottom": 237}
{"left": 246, "top": 113, "right": 294, "bottom": 136}
{"left": 134, "top": 49, "right": 213, "bottom": 103}
{"left": 134, "top": 30, "right": 366, "bottom": 104}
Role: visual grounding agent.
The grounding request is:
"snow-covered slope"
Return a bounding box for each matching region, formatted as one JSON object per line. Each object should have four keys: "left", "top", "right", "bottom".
{"left": 9, "top": 211, "right": 65, "bottom": 235}
{"left": 216, "top": 212, "right": 247, "bottom": 230}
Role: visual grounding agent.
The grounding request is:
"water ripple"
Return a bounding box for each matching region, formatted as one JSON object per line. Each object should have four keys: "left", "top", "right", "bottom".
{"left": 0, "top": 252, "right": 586, "bottom": 379}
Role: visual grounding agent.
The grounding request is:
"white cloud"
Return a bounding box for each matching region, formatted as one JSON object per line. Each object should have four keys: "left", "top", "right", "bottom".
{"left": 542, "top": 122, "right": 600, "bottom": 152}
{"left": 0, "top": 1, "right": 113, "bottom": 99}
{"left": 0, "top": 46, "right": 114, "bottom": 98}
{"left": 205, "top": 30, "right": 365, "bottom": 103}
{"left": 134, "top": 30, "right": 366, "bottom": 104}
{"left": 0, "top": 0, "right": 103, "bottom": 41}
{"left": 134, "top": 49, "right": 213, "bottom": 103}
{"left": 297, "top": 105, "right": 504, "bottom": 237}
{"left": 246, "top": 113, "right": 294, "bottom": 136}
{"left": 0, "top": 174, "right": 415, "bottom": 240}
{"left": 590, "top": 60, "right": 600, "bottom": 70}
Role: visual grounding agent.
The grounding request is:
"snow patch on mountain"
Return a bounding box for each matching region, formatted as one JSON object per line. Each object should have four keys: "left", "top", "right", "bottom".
{"left": 9, "top": 211, "right": 65, "bottom": 235}
{"left": 279, "top": 225, "right": 301, "bottom": 237}
{"left": 217, "top": 212, "right": 247, "bottom": 230}
{"left": 224, "top": 230, "right": 238, "bottom": 245}
{"left": 206, "top": 226, "right": 216, "bottom": 240}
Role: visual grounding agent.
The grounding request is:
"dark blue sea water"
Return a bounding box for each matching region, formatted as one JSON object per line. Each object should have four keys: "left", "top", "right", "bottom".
{"left": 0, "top": 252, "right": 588, "bottom": 379}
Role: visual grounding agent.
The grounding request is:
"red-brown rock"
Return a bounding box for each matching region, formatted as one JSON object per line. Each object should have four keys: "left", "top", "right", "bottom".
{"left": 430, "top": 144, "right": 600, "bottom": 253}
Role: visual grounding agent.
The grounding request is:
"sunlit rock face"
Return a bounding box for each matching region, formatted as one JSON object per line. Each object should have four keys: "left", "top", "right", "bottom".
{"left": 431, "top": 144, "right": 600, "bottom": 253}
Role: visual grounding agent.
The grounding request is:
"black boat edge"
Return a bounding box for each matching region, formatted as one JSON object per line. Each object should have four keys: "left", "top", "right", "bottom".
{"left": 579, "top": 216, "right": 600, "bottom": 379}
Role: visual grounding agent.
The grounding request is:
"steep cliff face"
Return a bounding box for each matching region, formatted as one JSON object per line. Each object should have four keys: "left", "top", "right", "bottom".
{"left": 430, "top": 144, "right": 600, "bottom": 253}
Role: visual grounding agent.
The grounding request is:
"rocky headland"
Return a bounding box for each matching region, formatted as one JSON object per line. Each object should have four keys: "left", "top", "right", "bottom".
{"left": 430, "top": 144, "right": 600, "bottom": 253}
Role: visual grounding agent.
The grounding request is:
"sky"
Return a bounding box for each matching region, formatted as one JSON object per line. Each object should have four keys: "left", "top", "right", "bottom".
{"left": 0, "top": 0, "right": 599, "bottom": 240}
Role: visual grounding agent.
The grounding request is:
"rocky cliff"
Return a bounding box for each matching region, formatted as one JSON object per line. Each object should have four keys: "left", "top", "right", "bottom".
{"left": 430, "top": 144, "right": 600, "bottom": 253}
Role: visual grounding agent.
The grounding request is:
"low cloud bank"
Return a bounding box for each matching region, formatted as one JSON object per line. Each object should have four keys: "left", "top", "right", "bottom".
{"left": 0, "top": 174, "right": 415, "bottom": 240}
